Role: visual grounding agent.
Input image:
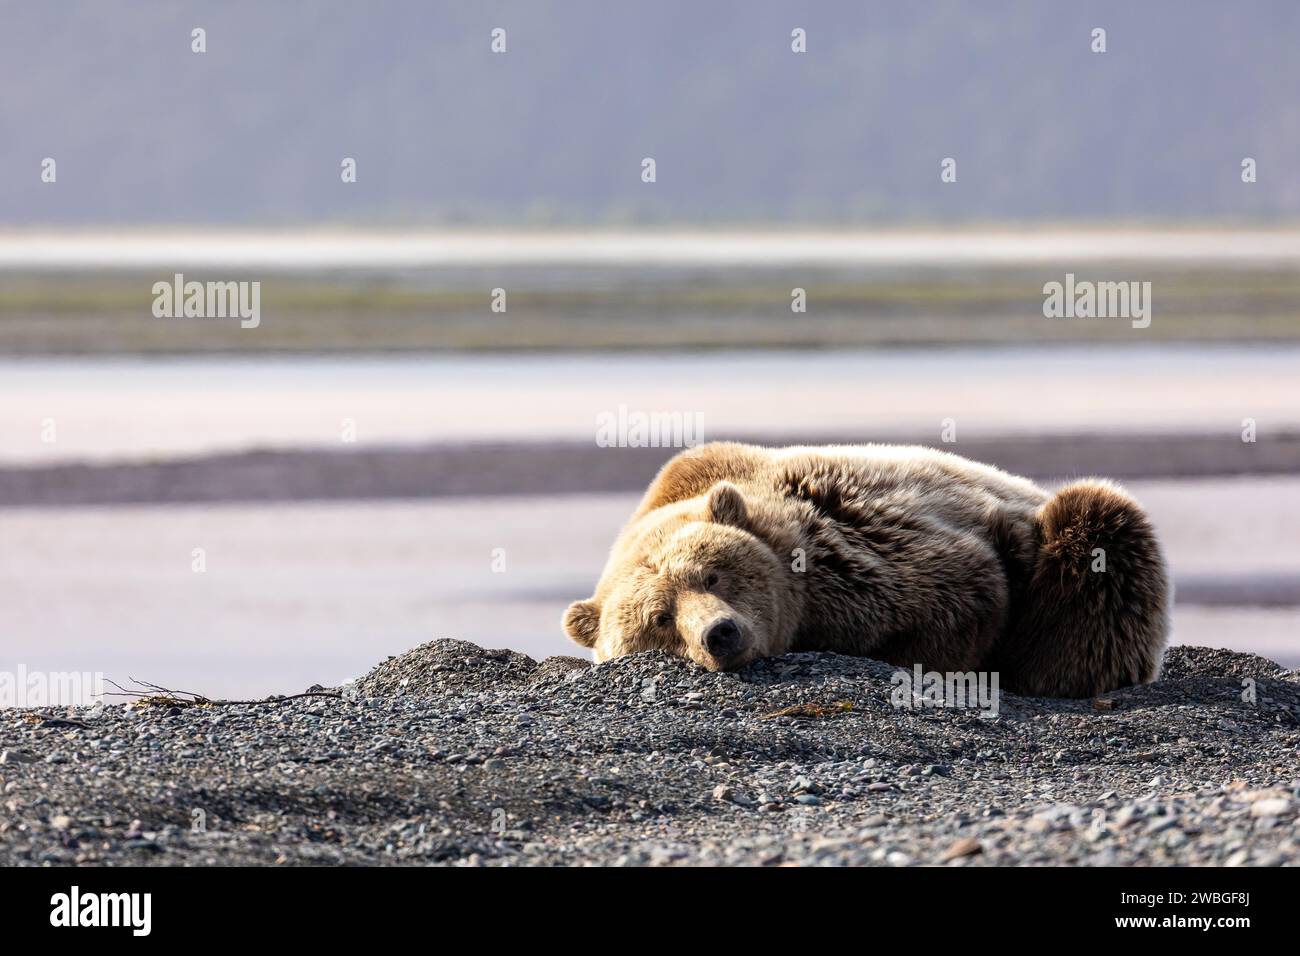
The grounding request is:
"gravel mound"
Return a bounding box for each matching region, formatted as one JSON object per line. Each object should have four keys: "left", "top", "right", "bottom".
{"left": 1, "top": 641, "right": 1297, "bottom": 866}
{"left": 355, "top": 639, "right": 540, "bottom": 696}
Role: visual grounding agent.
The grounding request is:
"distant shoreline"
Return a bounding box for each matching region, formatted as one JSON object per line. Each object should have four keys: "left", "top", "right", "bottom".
{"left": 1, "top": 228, "right": 1297, "bottom": 353}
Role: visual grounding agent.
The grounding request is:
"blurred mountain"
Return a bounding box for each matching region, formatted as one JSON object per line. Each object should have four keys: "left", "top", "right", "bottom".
{"left": 1, "top": 0, "right": 1296, "bottom": 225}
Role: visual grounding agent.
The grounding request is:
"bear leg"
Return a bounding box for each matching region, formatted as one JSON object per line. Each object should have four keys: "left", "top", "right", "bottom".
{"left": 995, "top": 480, "right": 1171, "bottom": 698}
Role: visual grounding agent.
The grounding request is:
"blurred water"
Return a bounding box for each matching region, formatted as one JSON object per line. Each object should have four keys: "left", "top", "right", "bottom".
{"left": 1, "top": 344, "right": 1295, "bottom": 700}
{"left": 2, "top": 344, "right": 1298, "bottom": 464}
{"left": 1, "top": 479, "right": 1296, "bottom": 701}
{"left": 7, "top": 229, "right": 1300, "bottom": 270}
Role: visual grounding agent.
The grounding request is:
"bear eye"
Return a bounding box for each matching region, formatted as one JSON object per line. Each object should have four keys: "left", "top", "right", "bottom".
{"left": 653, "top": 612, "right": 673, "bottom": 628}
{"left": 704, "top": 573, "right": 720, "bottom": 591}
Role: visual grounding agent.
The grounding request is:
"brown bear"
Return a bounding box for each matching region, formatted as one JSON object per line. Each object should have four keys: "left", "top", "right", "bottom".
{"left": 563, "top": 442, "right": 1171, "bottom": 698}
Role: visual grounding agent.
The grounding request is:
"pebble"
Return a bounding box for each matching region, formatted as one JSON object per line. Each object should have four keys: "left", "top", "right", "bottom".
{"left": 1250, "top": 798, "right": 1291, "bottom": 818}
{"left": 939, "top": 837, "right": 983, "bottom": 861}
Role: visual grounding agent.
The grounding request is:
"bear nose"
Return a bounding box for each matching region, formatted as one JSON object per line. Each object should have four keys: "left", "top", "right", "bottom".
{"left": 705, "top": 618, "right": 741, "bottom": 660}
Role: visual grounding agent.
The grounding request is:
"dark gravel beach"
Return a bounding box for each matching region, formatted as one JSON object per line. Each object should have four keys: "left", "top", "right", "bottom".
{"left": 2, "top": 640, "right": 1298, "bottom": 866}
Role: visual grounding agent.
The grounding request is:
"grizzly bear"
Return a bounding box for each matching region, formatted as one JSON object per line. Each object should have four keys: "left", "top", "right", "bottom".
{"left": 563, "top": 442, "right": 1171, "bottom": 698}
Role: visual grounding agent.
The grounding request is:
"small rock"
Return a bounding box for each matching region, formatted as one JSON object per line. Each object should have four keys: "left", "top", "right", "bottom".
{"left": 1250, "top": 798, "right": 1291, "bottom": 818}
{"left": 1115, "top": 805, "right": 1140, "bottom": 827}
{"left": 939, "top": 837, "right": 982, "bottom": 862}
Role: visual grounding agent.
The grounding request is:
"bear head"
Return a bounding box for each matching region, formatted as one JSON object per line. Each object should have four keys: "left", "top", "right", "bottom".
{"left": 563, "top": 481, "right": 798, "bottom": 671}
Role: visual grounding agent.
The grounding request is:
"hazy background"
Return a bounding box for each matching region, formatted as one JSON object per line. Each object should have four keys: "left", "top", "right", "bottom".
{"left": 3, "top": 0, "right": 1299, "bottom": 224}
{"left": 0, "top": 1, "right": 1296, "bottom": 700}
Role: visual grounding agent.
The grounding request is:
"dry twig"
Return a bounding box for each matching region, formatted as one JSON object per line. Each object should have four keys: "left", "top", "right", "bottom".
{"left": 103, "top": 677, "right": 347, "bottom": 708}
{"left": 760, "top": 700, "right": 854, "bottom": 720}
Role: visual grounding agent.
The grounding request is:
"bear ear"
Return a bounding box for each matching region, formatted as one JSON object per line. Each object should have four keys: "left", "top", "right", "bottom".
{"left": 563, "top": 599, "right": 601, "bottom": 648}
{"left": 705, "top": 481, "right": 748, "bottom": 528}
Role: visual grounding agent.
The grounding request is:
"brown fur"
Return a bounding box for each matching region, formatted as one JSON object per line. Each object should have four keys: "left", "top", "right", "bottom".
{"left": 564, "top": 442, "right": 1170, "bottom": 698}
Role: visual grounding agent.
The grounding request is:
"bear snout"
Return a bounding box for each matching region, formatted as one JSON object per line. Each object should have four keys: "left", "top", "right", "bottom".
{"left": 703, "top": 616, "right": 744, "bottom": 665}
